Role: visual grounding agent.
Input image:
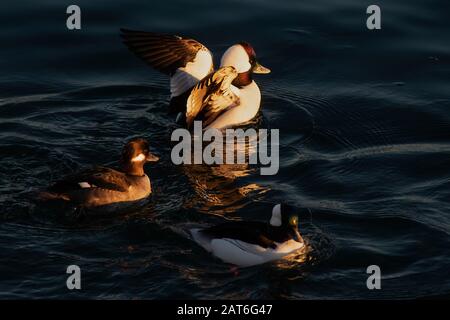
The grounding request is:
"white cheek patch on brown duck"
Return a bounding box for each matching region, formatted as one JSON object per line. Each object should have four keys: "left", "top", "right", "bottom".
{"left": 131, "top": 153, "right": 146, "bottom": 162}
{"left": 78, "top": 182, "right": 92, "bottom": 188}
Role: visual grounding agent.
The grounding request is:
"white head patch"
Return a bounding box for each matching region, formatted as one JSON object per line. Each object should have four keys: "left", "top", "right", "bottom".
{"left": 131, "top": 153, "right": 146, "bottom": 162}
{"left": 270, "top": 204, "right": 282, "bottom": 227}
{"left": 220, "top": 44, "right": 251, "bottom": 73}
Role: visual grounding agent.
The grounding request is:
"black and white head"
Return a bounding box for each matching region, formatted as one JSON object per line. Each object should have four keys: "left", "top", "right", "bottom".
{"left": 120, "top": 138, "right": 159, "bottom": 175}
{"left": 269, "top": 203, "right": 303, "bottom": 243}
{"left": 220, "top": 42, "right": 270, "bottom": 87}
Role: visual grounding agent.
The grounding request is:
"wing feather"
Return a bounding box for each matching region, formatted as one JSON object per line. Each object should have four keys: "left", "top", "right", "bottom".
{"left": 120, "top": 28, "right": 213, "bottom": 76}
{"left": 48, "top": 166, "right": 131, "bottom": 193}
{"left": 186, "top": 66, "right": 240, "bottom": 129}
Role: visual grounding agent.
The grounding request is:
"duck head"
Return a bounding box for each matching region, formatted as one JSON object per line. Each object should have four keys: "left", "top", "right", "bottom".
{"left": 120, "top": 138, "right": 159, "bottom": 176}
{"left": 220, "top": 42, "right": 270, "bottom": 87}
{"left": 269, "top": 203, "right": 304, "bottom": 243}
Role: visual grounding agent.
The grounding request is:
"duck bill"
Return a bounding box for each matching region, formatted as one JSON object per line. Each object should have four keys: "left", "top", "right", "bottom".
{"left": 293, "top": 228, "right": 304, "bottom": 243}
{"left": 146, "top": 153, "right": 159, "bottom": 162}
{"left": 253, "top": 61, "right": 271, "bottom": 74}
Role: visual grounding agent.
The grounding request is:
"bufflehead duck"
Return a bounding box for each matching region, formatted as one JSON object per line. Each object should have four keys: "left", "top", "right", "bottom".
{"left": 120, "top": 29, "right": 270, "bottom": 130}
{"left": 39, "top": 138, "right": 159, "bottom": 208}
{"left": 190, "top": 204, "right": 305, "bottom": 267}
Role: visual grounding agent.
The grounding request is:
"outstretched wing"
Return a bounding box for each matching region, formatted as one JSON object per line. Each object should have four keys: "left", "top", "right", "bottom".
{"left": 120, "top": 29, "right": 214, "bottom": 97}
{"left": 186, "top": 66, "right": 240, "bottom": 129}
{"left": 48, "top": 166, "right": 131, "bottom": 193}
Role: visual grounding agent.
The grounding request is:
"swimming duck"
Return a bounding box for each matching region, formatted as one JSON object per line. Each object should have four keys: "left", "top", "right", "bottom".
{"left": 39, "top": 138, "right": 159, "bottom": 208}
{"left": 120, "top": 29, "right": 271, "bottom": 130}
{"left": 190, "top": 204, "right": 305, "bottom": 267}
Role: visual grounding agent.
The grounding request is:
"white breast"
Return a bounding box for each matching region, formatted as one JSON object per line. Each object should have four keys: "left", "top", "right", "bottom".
{"left": 132, "top": 175, "right": 152, "bottom": 199}
{"left": 170, "top": 49, "right": 213, "bottom": 97}
{"left": 205, "top": 81, "right": 261, "bottom": 130}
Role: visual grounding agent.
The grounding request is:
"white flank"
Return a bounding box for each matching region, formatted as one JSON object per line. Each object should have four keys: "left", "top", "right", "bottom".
{"left": 211, "top": 238, "right": 265, "bottom": 267}
{"left": 209, "top": 238, "right": 303, "bottom": 267}
{"left": 191, "top": 228, "right": 305, "bottom": 268}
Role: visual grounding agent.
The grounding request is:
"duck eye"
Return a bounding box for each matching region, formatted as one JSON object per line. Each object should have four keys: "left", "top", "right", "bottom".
{"left": 289, "top": 216, "right": 298, "bottom": 226}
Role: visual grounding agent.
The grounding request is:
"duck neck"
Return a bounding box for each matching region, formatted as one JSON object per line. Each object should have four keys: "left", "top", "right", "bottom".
{"left": 232, "top": 71, "right": 252, "bottom": 88}
{"left": 267, "top": 224, "right": 290, "bottom": 242}
{"left": 121, "top": 162, "right": 145, "bottom": 176}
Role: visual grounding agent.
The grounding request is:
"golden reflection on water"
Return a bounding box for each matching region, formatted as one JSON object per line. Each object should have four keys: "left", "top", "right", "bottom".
{"left": 273, "top": 244, "right": 310, "bottom": 271}
{"left": 180, "top": 134, "right": 271, "bottom": 216}
{"left": 183, "top": 163, "right": 270, "bottom": 216}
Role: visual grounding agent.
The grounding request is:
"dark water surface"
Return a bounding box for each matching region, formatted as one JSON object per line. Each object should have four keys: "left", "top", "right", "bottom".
{"left": 1, "top": 0, "right": 450, "bottom": 299}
